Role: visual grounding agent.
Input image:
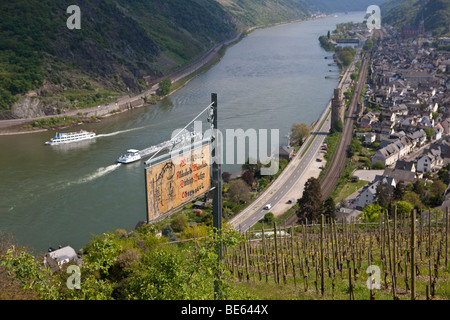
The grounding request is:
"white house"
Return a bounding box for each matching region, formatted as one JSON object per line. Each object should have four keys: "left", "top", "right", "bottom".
{"left": 354, "top": 176, "right": 396, "bottom": 208}
{"left": 434, "top": 123, "right": 444, "bottom": 140}
{"left": 417, "top": 148, "right": 444, "bottom": 173}
{"left": 371, "top": 143, "right": 400, "bottom": 166}
{"left": 43, "top": 246, "right": 82, "bottom": 272}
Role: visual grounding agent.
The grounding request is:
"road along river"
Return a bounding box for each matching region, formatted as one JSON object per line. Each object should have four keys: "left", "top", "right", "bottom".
{"left": 0, "top": 12, "right": 364, "bottom": 253}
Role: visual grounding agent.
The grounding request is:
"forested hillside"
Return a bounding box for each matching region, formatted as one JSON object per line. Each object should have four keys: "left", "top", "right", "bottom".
{"left": 0, "top": 0, "right": 314, "bottom": 118}
{"left": 0, "top": 0, "right": 240, "bottom": 117}
{"left": 381, "top": 0, "right": 450, "bottom": 37}
{"left": 305, "top": 0, "right": 385, "bottom": 13}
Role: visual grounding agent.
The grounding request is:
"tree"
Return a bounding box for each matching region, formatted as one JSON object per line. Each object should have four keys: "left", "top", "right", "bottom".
{"left": 376, "top": 182, "right": 391, "bottom": 209}
{"left": 242, "top": 159, "right": 262, "bottom": 178}
{"left": 424, "top": 128, "right": 435, "bottom": 141}
{"left": 323, "top": 197, "right": 336, "bottom": 219}
{"left": 221, "top": 172, "right": 231, "bottom": 183}
{"left": 393, "top": 182, "right": 405, "bottom": 201}
{"left": 296, "top": 177, "right": 323, "bottom": 223}
{"left": 258, "top": 177, "right": 268, "bottom": 190}
{"left": 171, "top": 214, "right": 188, "bottom": 233}
{"left": 402, "top": 191, "right": 423, "bottom": 210}
{"left": 395, "top": 201, "right": 414, "bottom": 217}
{"left": 162, "top": 225, "right": 178, "bottom": 241}
{"left": 429, "top": 179, "right": 446, "bottom": 206}
{"left": 227, "top": 179, "right": 250, "bottom": 204}
{"left": 412, "top": 180, "right": 425, "bottom": 198}
{"left": 159, "top": 78, "right": 171, "bottom": 96}
{"left": 360, "top": 203, "right": 383, "bottom": 223}
{"left": 372, "top": 160, "right": 385, "bottom": 170}
{"left": 430, "top": 179, "right": 446, "bottom": 199}
{"left": 260, "top": 212, "right": 275, "bottom": 224}
{"left": 349, "top": 139, "right": 363, "bottom": 156}
{"left": 242, "top": 170, "right": 254, "bottom": 186}
{"left": 363, "top": 39, "right": 374, "bottom": 51}
{"left": 290, "top": 123, "right": 310, "bottom": 146}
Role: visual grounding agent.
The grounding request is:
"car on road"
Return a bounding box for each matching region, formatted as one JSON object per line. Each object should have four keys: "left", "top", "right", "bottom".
{"left": 264, "top": 204, "right": 271, "bottom": 210}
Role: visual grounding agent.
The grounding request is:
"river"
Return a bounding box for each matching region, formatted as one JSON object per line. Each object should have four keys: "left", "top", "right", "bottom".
{"left": 0, "top": 12, "right": 364, "bottom": 253}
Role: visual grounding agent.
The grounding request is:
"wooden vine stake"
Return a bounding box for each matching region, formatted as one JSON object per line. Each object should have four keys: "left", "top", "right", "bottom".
{"left": 446, "top": 207, "right": 449, "bottom": 269}
{"left": 410, "top": 209, "right": 416, "bottom": 300}
{"left": 320, "top": 215, "right": 325, "bottom": 296}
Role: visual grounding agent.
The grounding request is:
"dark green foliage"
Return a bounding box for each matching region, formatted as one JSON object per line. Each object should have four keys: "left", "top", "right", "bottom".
{"left": 306, "top": 0, "right": 385, "bottom": 13}
{"left": 162, "top": 225, "right": 178, "bottom": 242}
{"left": 0, "top": 0, "right": 237, "bottom": 112}
{"left": 296, "top": 177, "right": 323, "bottom": 223}
{"left": 222, "top": 172, "right": 231, "bottom": 183}
{"left": 159, "top": 78, "right": 171, "bottom": 96}
{"left": 261, "top": 212, "right": 275, "bottom": 224}
{"left": 335, "top": 46, "right": 356, "bottom": 68}
{"left": 0, "top": 0, "right": 56, "bottom": 111}
{"left": 242, "top": 170, "right": 255, "bottom": 186}
{"left": 363, "top": 39, "right": 374, "bottom": 51}
{"left": 319, "top": 35, "right": 335, "bottom": 52}
{"left": 0, "top": 0, "right": 321, "bottom": 114}
{"left": 376, "top": 182, "right": 392, "bottom": 209}
{"left": 382, "top": 0, "right": 450, "bottom": 37}
{"left": 1, "top": 225, "right": 245, "bottom": 300}
{"left": 323, "top": 197, "right": 336, "bottom": 219}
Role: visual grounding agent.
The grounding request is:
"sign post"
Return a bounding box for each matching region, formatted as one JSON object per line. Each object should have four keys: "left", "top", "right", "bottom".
{"left": 144, "top": 94, "right": 222, "bottom": 299}
{"left": 145, "top": 143, "right": 211, "bottom": 222}
{"left": 211, "top": 93, "right": 223, "bottom": 299}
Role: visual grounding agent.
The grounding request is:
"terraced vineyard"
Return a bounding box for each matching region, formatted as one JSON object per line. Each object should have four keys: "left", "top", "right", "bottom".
{"left": 225, "top": 208, "right": 449, "bottom": 300}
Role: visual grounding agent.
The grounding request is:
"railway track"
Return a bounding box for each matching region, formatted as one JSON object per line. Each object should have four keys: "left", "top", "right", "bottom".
{"left": 320, "top": 55, "right": 369, "bottom": 200}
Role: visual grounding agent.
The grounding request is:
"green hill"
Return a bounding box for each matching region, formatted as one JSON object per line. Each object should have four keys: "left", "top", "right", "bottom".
{"left": 381, "top": 0, "right": 450, "bottom": 37}
{"left": 0, "top": 0, "right": 315, "bottom": 118}
{"left": 305, "top": 0, "right": 385, "bottom": 13}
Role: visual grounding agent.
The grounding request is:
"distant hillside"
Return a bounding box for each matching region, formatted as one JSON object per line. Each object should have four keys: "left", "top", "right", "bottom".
{"left": 304, "top": 0, "right": 386, "bottom": 13}
{"left": 381, "top": 0, "right": 450, "bottom": 37}
{"left": 0, "top": 0, "right": 314, "bottom": 118}
{"left": 216, "top": 0, "right": 310, "bottom": 27}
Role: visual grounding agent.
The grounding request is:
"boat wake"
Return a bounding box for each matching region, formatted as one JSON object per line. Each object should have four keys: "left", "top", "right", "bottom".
{"left": 75, "top": 163, "right": 122, "bottom": 184}
{"left": 96, "top": 126, "right": 147, "bottom": 138}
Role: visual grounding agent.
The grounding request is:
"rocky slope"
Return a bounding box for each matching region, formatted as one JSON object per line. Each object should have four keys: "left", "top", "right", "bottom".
{"left": 3, "top": 0, "right": 388, "bottom": 120}
{"left": 1, "top": 0, "right": 317, "bottom": 119}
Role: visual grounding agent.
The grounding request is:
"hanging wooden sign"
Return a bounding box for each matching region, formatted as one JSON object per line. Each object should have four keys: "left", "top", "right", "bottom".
{"left": 145, "top": 143, "right": 211, "bottom": 222}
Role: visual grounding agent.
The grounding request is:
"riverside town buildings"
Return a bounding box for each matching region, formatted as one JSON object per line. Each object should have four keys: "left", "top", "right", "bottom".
{"left": 347, "top": 24, "right": 450, "bottom": 212}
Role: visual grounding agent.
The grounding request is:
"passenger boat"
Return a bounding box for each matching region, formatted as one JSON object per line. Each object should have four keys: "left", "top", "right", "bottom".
{"left": 45, "top": 130, "right": 96, "bottom": 145}
{"left": 117, "top": 131, "right": 202, "bottom": 164}
{"left": 117, "top": 149, "right": 142, "bottom": 164}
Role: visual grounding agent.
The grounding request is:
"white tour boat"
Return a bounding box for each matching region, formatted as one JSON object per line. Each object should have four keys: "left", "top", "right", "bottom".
{"left": 45, "top": 130, "right": 96, "bottom": 145}
{"left": 117, "top": 149, "right": 142, "bottom": 164}
{"left": 117, "top": 131, "right": 202, "bottom": 164}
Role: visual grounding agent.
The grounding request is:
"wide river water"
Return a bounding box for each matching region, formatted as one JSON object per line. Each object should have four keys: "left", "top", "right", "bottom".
{"left": 0, "top": 12, "right": 364, "bottom": 253}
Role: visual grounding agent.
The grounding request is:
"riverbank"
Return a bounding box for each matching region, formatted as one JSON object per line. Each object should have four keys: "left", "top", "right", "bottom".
{"left": 0, "top": 14, "right": 330, "bottom": 136}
